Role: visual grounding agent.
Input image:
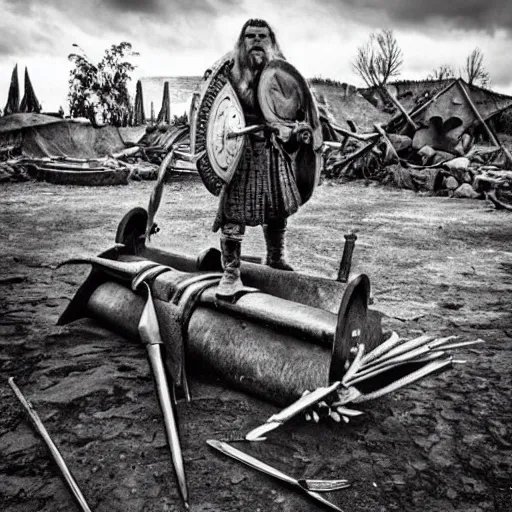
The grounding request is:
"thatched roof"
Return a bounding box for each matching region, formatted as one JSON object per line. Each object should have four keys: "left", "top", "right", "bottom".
{"left": 362, "top": 78, "right": 512, "bottom": 121}
{"left": 309, "top": 80, "right": 391, "bottom": 132}
{"left": 0, "top": 113, "right": 61, "bottom": 134}
{"left": 464, "top": 80, "right": 512, "bottom": 120}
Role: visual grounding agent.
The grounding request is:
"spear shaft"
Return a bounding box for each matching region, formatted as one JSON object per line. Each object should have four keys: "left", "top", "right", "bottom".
{"left": 8, "top": 377, "right": 92, "bottom": 512}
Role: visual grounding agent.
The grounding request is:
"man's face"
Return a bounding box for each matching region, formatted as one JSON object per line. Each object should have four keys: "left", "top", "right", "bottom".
{"left": 243, "top": 25, "right": 271, "bottom": 68}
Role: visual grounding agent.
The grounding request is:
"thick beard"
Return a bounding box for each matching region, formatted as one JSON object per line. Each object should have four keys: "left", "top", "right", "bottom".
{"left": 231, "top": 45, "right": 280, "bottom": 111}
{"left": 248, "top": 50, "right": 267, "bottom": 71}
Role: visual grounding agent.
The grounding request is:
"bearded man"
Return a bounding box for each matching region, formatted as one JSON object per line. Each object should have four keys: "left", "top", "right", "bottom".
{"left": 211, "top": 19, "right": 322, "bottom": 299}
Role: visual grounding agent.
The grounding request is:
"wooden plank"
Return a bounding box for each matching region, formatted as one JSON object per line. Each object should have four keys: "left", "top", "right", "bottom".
{"left": 457, "top": 81, "right": 512, "bottom": 166}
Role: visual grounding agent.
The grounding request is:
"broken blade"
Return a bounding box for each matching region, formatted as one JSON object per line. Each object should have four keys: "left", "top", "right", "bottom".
{"left": 245, "top": 420, "right": 283, "bottom": 442}
{"left": 207, "top": 440, "right": 348, "bottom": 511}
{"left": 245, "top": 381, "right": 342, "bottom": 441}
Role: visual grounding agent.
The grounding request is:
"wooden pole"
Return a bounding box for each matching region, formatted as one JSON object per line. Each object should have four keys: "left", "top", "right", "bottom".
{"left": 333, "top": 139, "right": 379, "bottom": 171}
{"left": 373, "top": 123, "right": 400, "bottom": 163}
{"left": 9, "top": 378, "right": 92, "bottom": 512}
{"left": 329, "top": 122, "right": 379, "bottom": 141}
{"left": 227, "top": 124, "right": 267, "bottom": 138}
{"left": 457, "top": 80, "right": 512, "bottom": 166}
{"left": 383, "top": 86, "right": 418, "bottom": 131}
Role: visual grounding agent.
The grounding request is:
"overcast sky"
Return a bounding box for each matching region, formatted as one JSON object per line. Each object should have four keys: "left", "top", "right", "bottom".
{"left": 2, "top": 0, "right": 512, "bottom": 112}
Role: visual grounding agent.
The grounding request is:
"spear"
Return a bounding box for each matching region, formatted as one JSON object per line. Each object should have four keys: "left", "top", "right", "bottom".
{"left": 137, "top": 282, "right": 189, "bottom": 510}
{"left": 8, "top": 377, "right": 92, "bottom": 512}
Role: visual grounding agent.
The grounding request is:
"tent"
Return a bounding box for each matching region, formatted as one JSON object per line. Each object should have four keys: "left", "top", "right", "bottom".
{"left": 0, "top": 114, "right": 126, "bottom": 159}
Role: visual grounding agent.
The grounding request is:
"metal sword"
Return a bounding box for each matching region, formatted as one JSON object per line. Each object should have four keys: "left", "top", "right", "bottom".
{"left": 138, "top": 282, "right": 189, "bottom": 510}
{"left": 207, "top": 439, "right": 350, "bottom": 511}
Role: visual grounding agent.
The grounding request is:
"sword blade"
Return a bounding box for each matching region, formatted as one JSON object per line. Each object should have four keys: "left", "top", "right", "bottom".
{"left": 147, "top": 344, "right": 189, "bottom": 510}
{"left": 139, "top": 283, "right": 189, "bottom": 509}
{"left": 207, "top": 440, "right": 345, "bottom": 511}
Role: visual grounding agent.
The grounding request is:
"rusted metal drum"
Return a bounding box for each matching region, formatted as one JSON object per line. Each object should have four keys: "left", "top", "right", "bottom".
{"left": 84, "top": 281, "right": 335, "bottom": 404}
{"left": 114, "top": 207, "right": 383, "bottom": 350}
{"left": 58, "top": 208, "right": 383, "bottom": 405}
{"left": 59, "top": 260, "right": 371, "bottom": 406}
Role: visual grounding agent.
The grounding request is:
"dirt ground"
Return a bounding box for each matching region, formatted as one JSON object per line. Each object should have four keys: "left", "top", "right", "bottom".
{"left": 1, "top": 178, "right": 511, "bottom": 512}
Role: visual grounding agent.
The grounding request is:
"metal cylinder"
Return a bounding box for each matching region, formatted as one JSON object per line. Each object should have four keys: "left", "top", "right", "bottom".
{"left": 139, "top": 245, "right": 350, "bottom": 315}
{"left": 114, "top": 207, "right": 383, "bottom": 350}
{"left": 187, "top": 309, "right": 331, "bottom": 404}
{"left": 55, "top": 207, "right": 383, "bottom": 406}
{"left": 87, "top": 282, "right": 331, "bottom": 404}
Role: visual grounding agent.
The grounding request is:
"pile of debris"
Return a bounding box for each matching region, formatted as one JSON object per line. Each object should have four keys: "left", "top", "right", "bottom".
{"left": 135, "top": 122, "right": 194, "bottom": 173}
{"left": 322, "top": 78, "right": 512, "bottom": 210}
{"left": 0, "top": 114, "right": 195, "bottom": 186}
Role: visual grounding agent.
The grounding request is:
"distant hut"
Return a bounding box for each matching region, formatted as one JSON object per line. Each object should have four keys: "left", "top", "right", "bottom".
{"left": 157, "top": 81, "right": 171, "bottom": 124}
{"left": 309, "top": 79, "right": 391, "bottom": 133}
{"left": 4, "top": 64, "right": 20, "bottom": 115}
{"left": 386, "top": 79, "right": 512, "bottom": 153}
{"left": 19, "top": 67, "right": 41, "bottom": 113}
{"left": 133, "top": 80, "right": 146, "bottom": 125}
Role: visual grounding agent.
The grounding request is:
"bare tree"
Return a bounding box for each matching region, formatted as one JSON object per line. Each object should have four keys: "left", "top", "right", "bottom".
{"left": 352, "top": 29, "right": 403, "bottom": 88}
{"left": 427, "top": 64, "right": 455, "bottom": 81}
{"left": 463, "top": 48, "right": 490, "bottom": 88}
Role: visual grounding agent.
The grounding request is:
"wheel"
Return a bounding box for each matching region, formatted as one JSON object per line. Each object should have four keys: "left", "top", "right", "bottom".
{"left": 115, "top": 207, "right": 148, "bottom": 254}
{"left": 329, "top": 274, "right": 371, "bottom": 383}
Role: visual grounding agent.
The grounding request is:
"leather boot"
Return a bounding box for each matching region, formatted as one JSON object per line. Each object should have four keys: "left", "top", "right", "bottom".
{"left": 263, "top": 225, "right": 294, "bottom": 271}
{"left": 216, "top": 236, "right": 244, "bottom": 299}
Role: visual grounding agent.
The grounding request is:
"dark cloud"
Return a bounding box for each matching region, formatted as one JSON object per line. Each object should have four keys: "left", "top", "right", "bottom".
{"left": 101, "top": 0, "right": 164, "bottom": 14}
{"left": 4, "top": 0, "right": 238, "bottom": 18}
{"left": 336, "top": 0, "right": 512, "bottom": 33}
{"left": 1, "top": 0, "right": 240, "bottom": 59}
{"left": 0, "top": 3, "right": 66, "bottom": 58}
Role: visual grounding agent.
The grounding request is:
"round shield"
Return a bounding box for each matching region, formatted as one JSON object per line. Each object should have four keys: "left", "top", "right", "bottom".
{"left": 257, "top": 59, "right": 323, "bottom": 204}
{"left": 192, "top": 57, "right": 246, "bottom": 196}
{"left": 206, "top": 82, "right": 245, "bottom": 183}
{"left": 258, "top": 59, "right": 323, "bottom": 150}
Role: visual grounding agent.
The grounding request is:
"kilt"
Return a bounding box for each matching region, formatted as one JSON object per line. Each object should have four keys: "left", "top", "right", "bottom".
{"left": 213, "top": 135, "right": 302, "bottom": 231}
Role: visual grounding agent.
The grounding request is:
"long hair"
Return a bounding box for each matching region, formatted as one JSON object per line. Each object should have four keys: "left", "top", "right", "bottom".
{"left": 230, "top": 19, "right": 285, "bottom": 110}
